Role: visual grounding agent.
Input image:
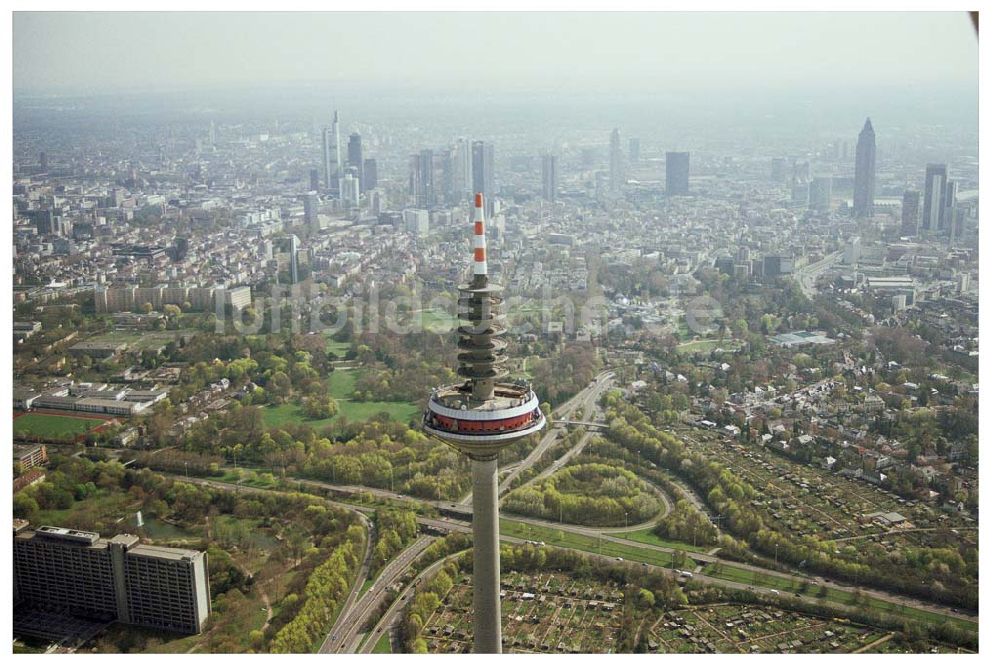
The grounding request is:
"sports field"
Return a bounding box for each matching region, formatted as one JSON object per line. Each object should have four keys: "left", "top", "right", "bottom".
{"left": 13, "top": 412, "right": 106, "bottom": 442}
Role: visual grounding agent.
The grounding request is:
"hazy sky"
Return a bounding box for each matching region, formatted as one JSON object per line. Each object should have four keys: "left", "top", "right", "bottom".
{"left": 13, "top": 11, "right": 978, "bottom": 95}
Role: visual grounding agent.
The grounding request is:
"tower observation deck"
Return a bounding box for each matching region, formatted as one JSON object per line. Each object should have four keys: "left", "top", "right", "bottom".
{"left": 423, "top": 193, "right": 545, "bottom": 653}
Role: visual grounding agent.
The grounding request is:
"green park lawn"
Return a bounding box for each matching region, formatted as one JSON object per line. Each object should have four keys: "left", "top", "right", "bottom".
{"left": 607, "top": 526, "right": 711, "bottom": 553}
{"left": 416, "top": 307, "right": 458, "bottom": 333}
{"left": 373, "top": 632, "right": 392, "bottom": 653}
{"left": 14, "top": 412, "right": 105, "bottom": 441}
{"left": 261, "top": 367, "right": 418, "bottom": 429}
{"left": 325, "top": 339, "right": 353, "bottom": 357}
{"left": 499, "top": 519, "right": 697, "bottom": 570}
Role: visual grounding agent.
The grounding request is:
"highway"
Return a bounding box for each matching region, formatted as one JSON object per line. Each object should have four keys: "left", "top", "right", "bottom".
{"left": 497, "top": 370, "right": 615, "bottom": 497}
{"left": 168, "top": 467, "right": 975, "bottom": 654}
{"left": 327, "top": 535, "right": 435, "bottom": 653}
{"left": 318, "top": 511, "right": 375, "bottom": 653}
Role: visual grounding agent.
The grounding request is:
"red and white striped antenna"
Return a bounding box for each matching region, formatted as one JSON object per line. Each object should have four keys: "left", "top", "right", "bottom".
{"left": 473, "top": 192, "right": 487, "bottom": 277}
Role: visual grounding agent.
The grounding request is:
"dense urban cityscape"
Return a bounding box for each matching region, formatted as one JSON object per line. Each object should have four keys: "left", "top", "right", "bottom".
{"left": 9, "top": 9, "right": 980, "bottom": 657}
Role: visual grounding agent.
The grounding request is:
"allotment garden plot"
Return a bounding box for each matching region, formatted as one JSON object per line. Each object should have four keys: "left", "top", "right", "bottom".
{"left": 678, "top": 428, "right": 976, "bottom": 552}
{"left": 652, "top": 604, "right": 887, "bottom": 654}
{"left": 422, "top": 572, "right": 624, "bottom": 653}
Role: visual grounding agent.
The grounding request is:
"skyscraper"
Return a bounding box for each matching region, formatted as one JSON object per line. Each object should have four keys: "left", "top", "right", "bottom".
{"left": 609, "top": 128, "right": 623, "bottom": 194}
{"left": 348, "top": 132, "right": 364, "bottom": 190}
{"left": 852, "top": 118, "right": 876, "bottom": 218}
{"left": 410, "top": 150, "right": 436, "bottom": 208}
{"left": 451, "top": 138, "right": 473, "bottom": 203}
{"left": 541, "top": 154, "right": 557, "bottom": 202}
{"left": 326, "top": 110, "right": 342, "bottom": 197}
{"left": 809, "top": 177, "right": 833, "bottom": 212}
{"left": 944, "top": 180, "right": 961, "bottom": 245}
{"left": 321, "top": 128, "right": 333, "bottom": 189}
{"left": 275, "top": 235, "right": 300, "bottom": 284}
{"left": 341, "top": 172, "right": 360, "bottom": 208}
{"left": 363, "top": 158, "right": 378, "bottom": 192}
{"left": 665, "top": 152, "right": 690, "bottom": 197}
{"left": 309, "top": 168, "right": 320, "bottom": 193}
{"left": 923, "top": 163, "right": 948, "bottom": 232}
{"left": 332, "top": 110, "right": 342, "bottom": 173}
{"left": 472, "top": 141, "right": 496, "bottom": 215}
{"left": 628, "top": 137, "right": 641, "bottom": 162}
{"left": 901, "top": 190, "right": 921, "bottom": 236}
{"left": 302, "top": 193, "right": 319, "bottom": 229}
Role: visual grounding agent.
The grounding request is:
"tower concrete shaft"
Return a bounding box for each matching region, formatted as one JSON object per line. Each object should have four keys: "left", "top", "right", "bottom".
{"left": 424, "top": 192, "right": 546, "bottom": 654}
{"left": 471, "top": 456, "right": 502, "bottom": 653}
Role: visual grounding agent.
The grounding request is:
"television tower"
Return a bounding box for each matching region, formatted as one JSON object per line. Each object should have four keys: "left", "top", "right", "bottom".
{"left": 423, "top": 193, "right": 546, "bottom": 653}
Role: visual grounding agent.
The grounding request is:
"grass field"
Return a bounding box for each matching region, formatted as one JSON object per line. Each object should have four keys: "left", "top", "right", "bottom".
{"left": 500, "top": 519, "right": 697, "bottom": 570}
{"left": 262, "top": 367, "right": 418, "bottom": 428}
{"left": 325, "top": 340, "right": 353, "bottom": 357}
{"left": 373, "top": 632, "right": 392, "bottom": 653}
{"left": 14, "top": 412, "right": 106, "bottom": 441}
{"left": 416, "top": 308, "right": 458, "bottom": 333}
{"left": 607, "top": 526, "right": 711, "bottom": 553}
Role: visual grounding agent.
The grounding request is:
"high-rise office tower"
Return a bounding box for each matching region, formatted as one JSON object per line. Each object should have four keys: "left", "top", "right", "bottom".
{"left": 628, "top": 137, "right": 641, "bottom": 162}
{"left": 323, "top": 111, "right": 342, "bottom": 196}
{"left": 341, "top": 172, "right": 360, "bottom": 208}
{"left": 923, "top": 163, "right": 948, "bottom": 232}
{"left": 275, "top": 235, "right": 300, "bottom": 284}
{"left": 423, "top": 194, "right": 546, "bottom": 653}
{"left": 348, "top": 132, "right": 364, "bottom": 190}
{"left": 665, "top": 152, "right": 690, "bottom": 197}
{"left": 451, "top": 139, "right": 473, "bottom": 202}
{"left": 944, "top": 180, "right": 961, "bottom": 244}
{"left": 901, "top": 190, "right": 921, "bottom": 236}
{"left": 333, "top": 111, "right": 342, "bottom": 172}
{"left": 309, "top": 168, "right": 320, "bottom": 193}
{"left": 39, "top": 151, "right": 48, "bottom": 172}
{"left": 472, "top": 141, "right": 496, "bottom": 215}
{"left": 363, "top": 158, "right": 378, "bottom": 192}
{"left": 609, "top": 128, "right": 623, "bottom": 193}
{"left": 809, "top": 177, "right": 833, "bottom": 212}
{"left": 302, "top": 193, "right": 319, "bottom": 229}
{"left": 852, "top": 118, "right": 876, "bottom": 218}
{"left": 322, "top": 127, "right": 333, "bottom": 189}
{"left": 541, "top": 154, "right": 557, "bottom": 202}
{"left": 410, "top": 149, "right": 436, "bottom": 208}
{"left": 369, "top": 189, "right": 383, "bottom": 217}
{"left": 441, "top": 150, "right": 455, "bottom": 203}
